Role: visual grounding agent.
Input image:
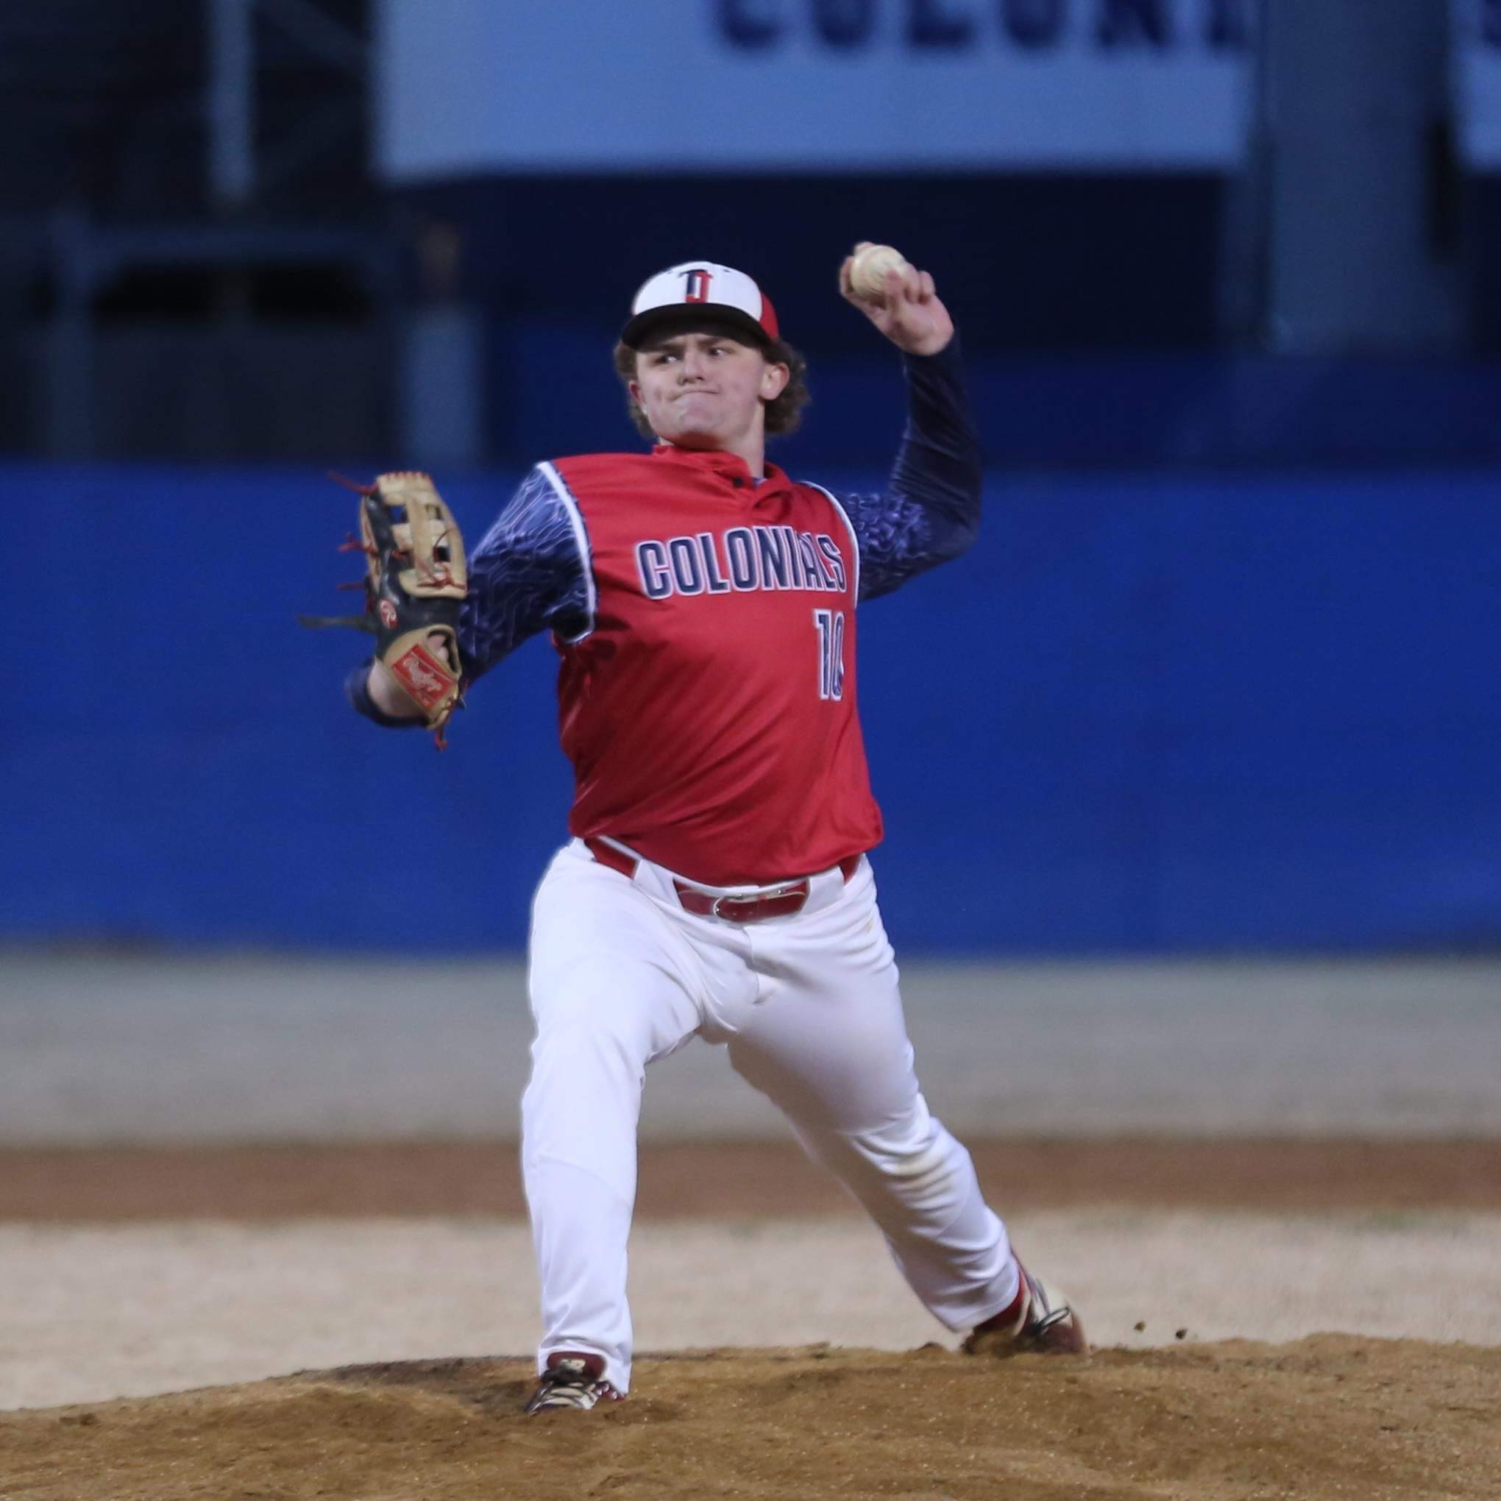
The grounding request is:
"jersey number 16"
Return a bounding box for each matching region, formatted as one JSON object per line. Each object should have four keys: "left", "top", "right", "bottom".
{"left": 814, "top": 609, "right": 846, "bottom": 701}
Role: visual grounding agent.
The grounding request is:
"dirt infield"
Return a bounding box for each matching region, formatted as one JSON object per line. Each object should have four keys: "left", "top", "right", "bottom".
{"left": 4, "top": 1136, "right": 1499, "bottom": 1219}
{"left": 3, "top": 1138, "right": 1500, "bottom": 1496}
{"left": 4, "top": 958, "right": 1495, "bottom": 1493}
{"left": 4, "top": 1339, "right": 1499, "bottom": 1501}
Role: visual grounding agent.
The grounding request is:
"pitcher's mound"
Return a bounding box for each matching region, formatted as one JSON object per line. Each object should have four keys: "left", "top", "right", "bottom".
{"left": 3, "top": 1337, "right": 1497, "bottom": 1500}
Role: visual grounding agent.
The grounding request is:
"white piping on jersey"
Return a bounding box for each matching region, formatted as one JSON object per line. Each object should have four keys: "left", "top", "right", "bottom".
{"left": 590, "top": 833, "right": 647, "bottom": 881}
{"left": 590, "top": 833, "right": 832, "bottom": 896}
{"left": 804, "top": 482, "right": 861, "bottom": 603}
{"left": 594, "top": 834, "right": 644, "bottom": 864}
{"left": 595, "top": 833, "right": 755, "bottom": 893}
{"left": 537, "top": 461, "right": 598, "bottom": 643}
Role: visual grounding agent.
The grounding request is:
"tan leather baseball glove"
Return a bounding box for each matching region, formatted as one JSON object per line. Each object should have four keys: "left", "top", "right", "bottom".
{"left": 303, "top": 471, "right": 468, "bottom": 746}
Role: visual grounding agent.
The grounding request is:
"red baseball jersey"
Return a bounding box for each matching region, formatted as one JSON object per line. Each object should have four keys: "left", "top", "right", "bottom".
{"left": 543, "top": 444, "right": 882, "bottom": 885}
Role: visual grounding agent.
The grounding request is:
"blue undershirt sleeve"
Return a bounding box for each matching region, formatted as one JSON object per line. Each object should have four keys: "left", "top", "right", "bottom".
{"left": 346, "top": 465, "right": 590, "bottom": 726}
{"left": 823, "top": 335, "right": 983, "bottom": 602}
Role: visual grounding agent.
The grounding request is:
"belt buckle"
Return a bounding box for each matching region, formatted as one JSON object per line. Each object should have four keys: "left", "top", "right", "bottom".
{"left": 711, "top": 882, "right": 803, "bottom": 922}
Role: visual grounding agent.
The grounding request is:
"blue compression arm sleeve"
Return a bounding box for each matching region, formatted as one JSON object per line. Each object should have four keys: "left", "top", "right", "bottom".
{"left": 824, "top": 336, "right": 983, "bottom": 601}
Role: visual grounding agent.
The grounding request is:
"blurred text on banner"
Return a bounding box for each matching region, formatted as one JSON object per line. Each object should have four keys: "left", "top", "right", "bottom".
{"left": 378, "top": 0, "right": 1254, "bottom": 177}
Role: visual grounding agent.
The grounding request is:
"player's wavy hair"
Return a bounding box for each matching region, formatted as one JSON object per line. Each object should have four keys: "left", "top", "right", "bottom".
{"left": 612, "top": 329, "right": 811, "bottom": 441}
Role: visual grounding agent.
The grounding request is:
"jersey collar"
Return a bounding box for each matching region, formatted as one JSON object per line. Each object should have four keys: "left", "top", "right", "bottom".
{"left": 650, "top": 442, "right": 793, "bottom": 496}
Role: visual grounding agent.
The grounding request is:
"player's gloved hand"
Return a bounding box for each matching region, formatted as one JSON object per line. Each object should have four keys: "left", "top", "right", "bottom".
{"left": 839, "top": 244, "right": 955, "bottom": 357}
{"left": 301, "top": 471, "right": 468, "bottom": 748}
{"left": 368, "top": 631, "right": 454, "bottom": 720}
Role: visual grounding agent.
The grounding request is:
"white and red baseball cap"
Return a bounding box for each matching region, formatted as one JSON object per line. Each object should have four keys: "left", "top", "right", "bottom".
{"left": 621, "top": 261, "right": 780, "bottom": 349}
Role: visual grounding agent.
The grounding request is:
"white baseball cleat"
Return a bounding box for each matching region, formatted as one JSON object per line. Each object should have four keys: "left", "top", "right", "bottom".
{"left": 524, "top": 1353, "right": 625, "bottom": 1414}
{"left": 963, "top": 1262, "right": 1090, "bottom": 1357}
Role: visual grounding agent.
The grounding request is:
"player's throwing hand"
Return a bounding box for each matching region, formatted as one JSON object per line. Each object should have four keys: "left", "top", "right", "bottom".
{"left": 839, "top": 242, "right": 954, "bottom": 357}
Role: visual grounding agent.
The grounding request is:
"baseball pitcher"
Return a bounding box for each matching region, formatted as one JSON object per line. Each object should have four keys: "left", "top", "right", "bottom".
{"left": 341, "top": 249, "right": 1088, "bottom": 1413}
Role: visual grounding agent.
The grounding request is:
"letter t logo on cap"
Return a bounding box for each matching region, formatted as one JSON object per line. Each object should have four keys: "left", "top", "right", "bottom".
{"left": 681, "top": 268, "right": 714, "bottom": 303}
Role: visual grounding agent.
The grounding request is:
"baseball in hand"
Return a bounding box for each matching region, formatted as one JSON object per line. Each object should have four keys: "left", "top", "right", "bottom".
{"left": 848, "top": 243, "right": 910, "bottom": 302}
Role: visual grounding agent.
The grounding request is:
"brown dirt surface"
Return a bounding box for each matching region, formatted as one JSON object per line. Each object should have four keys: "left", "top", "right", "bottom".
{"left": 3, "top": 1338, "right": 1498, "bottom": 1500}
{"left": 3, "top": 1137, "right": 1500, "bottom": 1220}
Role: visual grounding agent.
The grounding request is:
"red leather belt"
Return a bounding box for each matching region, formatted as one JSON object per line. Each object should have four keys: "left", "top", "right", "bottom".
{"left": 584, "top": 838, "right": 861, "bottom": 923}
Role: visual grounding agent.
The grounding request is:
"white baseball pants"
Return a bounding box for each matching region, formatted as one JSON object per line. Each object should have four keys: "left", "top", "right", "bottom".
{"left": 521, "top": 838, "right": 1021, "bottom": 1394}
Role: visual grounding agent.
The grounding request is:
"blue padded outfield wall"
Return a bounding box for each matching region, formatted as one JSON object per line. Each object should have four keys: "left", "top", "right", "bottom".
{"left": 5, "top": 462, "right": 1499, "bottom": 955}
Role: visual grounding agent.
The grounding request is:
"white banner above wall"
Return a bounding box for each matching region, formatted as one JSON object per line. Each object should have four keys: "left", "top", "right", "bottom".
{"left": 378, "top": 0, "right": 1255, "bottom": 177}
{"left": 1454, "top": 0, "right": 1501, "bottom": 166}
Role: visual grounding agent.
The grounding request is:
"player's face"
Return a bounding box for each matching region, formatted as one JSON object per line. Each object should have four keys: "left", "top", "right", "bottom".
{"left": 630, "top": 327, "right": 790, "bottom": 451}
